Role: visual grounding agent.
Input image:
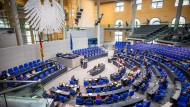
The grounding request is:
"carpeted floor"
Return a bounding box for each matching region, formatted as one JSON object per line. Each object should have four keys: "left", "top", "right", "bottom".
{"left": 43, "top": 49, "right": 174, "bottom": 107}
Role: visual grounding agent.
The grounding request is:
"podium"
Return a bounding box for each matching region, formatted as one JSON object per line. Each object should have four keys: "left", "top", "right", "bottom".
{"left": 108, "top": 58, "right": 112, "bottom": 63}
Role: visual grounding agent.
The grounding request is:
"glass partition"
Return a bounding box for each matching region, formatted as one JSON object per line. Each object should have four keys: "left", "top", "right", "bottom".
{"left": 0, "top": 82, "right": 48, "bottom": 107}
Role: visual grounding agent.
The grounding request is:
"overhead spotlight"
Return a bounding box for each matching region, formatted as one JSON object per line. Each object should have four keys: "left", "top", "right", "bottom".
{"left": 94, "top": 13, "right": 104, "bottom": 27}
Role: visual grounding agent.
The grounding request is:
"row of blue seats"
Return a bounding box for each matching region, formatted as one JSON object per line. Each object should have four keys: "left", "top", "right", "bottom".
{"left": 33, "top": 68, "right": 56, "bottom": 81}
{"left": 115, "top": 42, "right": 127, "bottom": 49}
{"left": 177, "top": 82, "right": 190, "bottom": 107}
{"left": 164, "top": 62, "right": 186, "bottom": 82}
{"left": 1, "top": 59, "right": 49, "bottom": 76}
{"left": 76, "top": 90, "right": 135, "bottom": 105}
{"left": 135, "top": 100, "right": 151, "bottom": 107}
{"left": 86, "top": 85, "right": 123, "bottom": 93}
{"left": 84, "top": 79, "right": 109, "bottom": 87}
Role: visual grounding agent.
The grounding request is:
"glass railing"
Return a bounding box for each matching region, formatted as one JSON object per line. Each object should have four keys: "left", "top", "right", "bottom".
{"left": 0, "top": 81, "right": 47, "bottom": 107}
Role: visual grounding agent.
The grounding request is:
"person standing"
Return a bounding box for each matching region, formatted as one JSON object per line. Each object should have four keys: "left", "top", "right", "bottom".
{"left": 80, "top": 58, "right": 83, "bottom": 68}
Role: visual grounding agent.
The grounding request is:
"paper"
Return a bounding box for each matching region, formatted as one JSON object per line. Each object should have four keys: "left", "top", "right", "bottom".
{"left": 56, "top": 90, "right": 62, "bottom": 93}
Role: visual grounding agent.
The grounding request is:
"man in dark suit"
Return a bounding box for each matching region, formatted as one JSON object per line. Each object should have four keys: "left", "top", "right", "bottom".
{"left": 80, "top": 58, "right": 84, "bottom": 68}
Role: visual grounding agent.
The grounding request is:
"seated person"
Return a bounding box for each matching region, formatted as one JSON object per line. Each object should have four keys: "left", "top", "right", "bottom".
{"left": 12, "top": 76, "right": 18, "bottom": 87}
{"left": 188, "top": 66, "right": 190, "bottom": 73}
{"left": 71, "top": 75, "right": 78, "bottom": 84}
{"left": 139, "top": 83, "right": 146, "bottom": 91}
{"left": 32, "top": 69, "right": 37, "bottom": 75}
{"left": 4, "top": 70, "right": 11, "bottom": 79}
{"left": 96, "top": 94, "right": 102, "bottom": 100}
{"left": 77, "top": 92, "right": 83, "bottom": 99}
{"left": 0, "top": 72, "right": 3, "bottom": 80}
{"left": 103, "top": 85, "right": 110, "bottom": 92}
{"left": 93, "top": 66, "right": 98, "bottom": 70}
{"left": 159, "top": 78, "right": 167, "bottom": 89}
{"left": 19, "top": 74, "right": 25, "bottom": 80}
{"left": 59, "top": 81, "right": 64, "bottom": 87}
{"left": 104, "top": 94, "right": 113, "bottom": 102}
{"left": 141, "top": 76, "right": 148, "bottom": 84}
{"left": 146, "top": 70, "right": 151, "bottom": 79}
{"left": 181, "top": 86, "right": 190, "bottom": 97}
{"left": 84, "top": 95, "right": 94, "bottom": 104}
{"left": 98, "top": 63, "right": 101, "bottom": 67}
{"left": 86, "top": 84, "right": 92, "bottom": 90}
{"left": 42, "top": 90, "right": 56, "bottom": 99}
{"left": 116, "top": 81, "right": 121, "bottom": 88}
{"left": 26, "top": 72, "right": 32, "bottom": 78}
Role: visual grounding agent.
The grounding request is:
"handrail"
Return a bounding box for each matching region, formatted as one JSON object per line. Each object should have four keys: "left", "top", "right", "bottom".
{"left": 0, "top": 81, "right": 40, "bottom": 95}
{"left": 0, "top": 80, "right": 38, "bottom": 83}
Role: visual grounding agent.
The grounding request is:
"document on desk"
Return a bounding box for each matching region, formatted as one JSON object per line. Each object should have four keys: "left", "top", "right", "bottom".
{"left": 56, "top": 90, "right": 62, "bottom": 93}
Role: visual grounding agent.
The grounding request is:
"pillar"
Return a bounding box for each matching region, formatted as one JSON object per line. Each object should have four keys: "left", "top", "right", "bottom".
{"left": 79, "top": 0, "right": 95, "bottom": 27}
{"left": 131, "top": 0, "right": 137, "bottom": 36}
{"left": 174, "top": 0, "right": 183, "bottom": 30}
{"left": 60, "top": 0, "right": 66, "bottom": 39}
{"left": 97, "top": 0, "right": 100, "bottom": 47}
{"left": 9, "top": 0, "right": 23, "bottom": 45}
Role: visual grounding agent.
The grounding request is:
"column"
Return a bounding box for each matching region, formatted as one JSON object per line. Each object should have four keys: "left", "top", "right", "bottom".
{"left": 79, "top": 0, "right": 95, "bottom": 27}
{"left": 174, "top": 0, "right": 183, "bottom": 30}
{"left": 9, "top": 0, "right": 23, "bottom": 45}
{"left": 97, "top": 0, "right": 100, "bottom": 47}
{"left": 60, "top": 0, "right": 66, "bottom": 39}
{"left": 131, "top": 0, "right": 137, "bottom": 36}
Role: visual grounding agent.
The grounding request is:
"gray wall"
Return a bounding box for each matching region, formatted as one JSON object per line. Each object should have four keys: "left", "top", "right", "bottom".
{"left": 0, "top": 37, "right": 88, "bottom": 71}
{"left": 66, "top": 28, "right": 104, "bottom": 45}
{"left": 0, "top": 30, "right": 17, "bottom": 48}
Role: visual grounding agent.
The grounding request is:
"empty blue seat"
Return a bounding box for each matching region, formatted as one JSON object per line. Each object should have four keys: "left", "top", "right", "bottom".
{"left": 57, "top": 86, "right": 63, "bottom": 90}
{"left": 154, "top": 94, "right": 162, "bottom": 102}
{"left": 120, "top": 92, "right": 128, "bottom": 100}
{"left": 129, "top": 90, "right": 135, "bottom": 97}
{"left": 47, "top": 64, "right": 51, "bottom": 68}
{"left": 37, "top": 59, "right": 41, "bottom": 63}
{"left": 70, "top": 90, "right": 76, "bottom": 96}
{"left": 98, "top": 80, "right": 104, "bottom": 85}
{"left": 8, "top": 68, "right": 13, "bottom": 75}
{"left": 40, "top": 74, "right": 44, "bottom": 79}
{"left": 13, "top": 70, "right": 19, "bottom": 75}
{"left": 111, "top": 86, "right": 116, "bottom": 91}
{"left": 37, "top": 68, "right": 42, "bottom": 72}
{"left": 70, "top": 80, "right": 75, "bottom": 85}
{"left": 85, "top": 100, "right": 93, "bottom": 105}
{"left": 76, "top": 98, "right": 83, "bottom": 105}
{"left": 177, "top": 95, "right": 188, "bottom": 107}
{"left": 83, "top": 80, "right": 89, "bottom": 87}
{"left": 33, "top": 77, "right": 38, "bottom": 81}
{"left": 95, "top": 88, "right": 101, "bottom": 93}
{"left": 105, "top": 99, "right": 113, "bottom": 104}
{"left": 20, "top": 68, "right": 25, "bottom": 72}
{"left": 1, "top": 70, "right": 6, "bottom": 76}
{"left": 50, "top": 69, "right": 55, "bottom": 73}
{"left": 143, "top": 101, "right": 151, "bottom": 107}
{"left": 91, "top": 81, "right": 97, "bottom": 86}
{"left": 113, "top": 94, "right": 119, "bottom": 102}
{"left": 45, "top": 71, "right": 49, "bottom": 76}
{"left": 135, "top": 103, "right": 143, "bottom": 107}
{"left": 59, "top": 96, "right": 67, "bottom": 102}
{"left": 45, "top": 60, "right": 49, "bottom": 63}
{"left": 19, "top": 65, "right": 24, "bottom": 69}
{"left": 86, "top": 89, "right": 93, "bottom": 93}
{"left": 95, "top": 99, "right": 103, "bottom": 105}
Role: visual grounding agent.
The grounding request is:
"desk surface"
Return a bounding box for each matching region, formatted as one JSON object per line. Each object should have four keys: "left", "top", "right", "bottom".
{"left": 7, "top": 62, "right": 53, "bottom": 80}
{"left": 81, "top": 87, "right": 130, "bottom": 97}
{"left": 148, "top": 84, "right": 159, "bottom": 95}
{"left": 50, "top": 87, "right": 70, "bottom": 96}
{"left": 171, "top": 81, "right": 181, "bottom": 100}
{"left": 84, "top": 77, "right": 107, "bottom": 81}
{"left": 151, "top": 65, "right": 161, "bottom": 77}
